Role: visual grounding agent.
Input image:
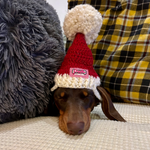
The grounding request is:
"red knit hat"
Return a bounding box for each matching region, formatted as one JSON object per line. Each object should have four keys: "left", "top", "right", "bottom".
{"left": 51, "top": 4, "right": 103, "bottom": 100}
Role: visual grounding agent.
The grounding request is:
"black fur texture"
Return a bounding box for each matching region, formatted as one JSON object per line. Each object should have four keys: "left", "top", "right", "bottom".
{"left": 0, "top": 0, "right": 65, "bottom": 123}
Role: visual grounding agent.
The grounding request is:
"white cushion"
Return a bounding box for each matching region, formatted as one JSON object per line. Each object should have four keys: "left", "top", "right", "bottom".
{"left": 0, "top": 103, "right": 150, "bottom": 150}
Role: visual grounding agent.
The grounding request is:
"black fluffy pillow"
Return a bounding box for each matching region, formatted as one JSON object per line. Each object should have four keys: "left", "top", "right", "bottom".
{"left": 0, "top": 0, "right": 65, "bottom": 123}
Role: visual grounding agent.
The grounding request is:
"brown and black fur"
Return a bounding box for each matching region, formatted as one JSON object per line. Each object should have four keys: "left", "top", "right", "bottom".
{"left": 51, "top": 87, "right": 126, "bottom": 135}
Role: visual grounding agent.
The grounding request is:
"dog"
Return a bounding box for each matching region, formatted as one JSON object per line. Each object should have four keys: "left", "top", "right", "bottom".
{"left": 53, "top": 86, "right": 126, "bottom": 135}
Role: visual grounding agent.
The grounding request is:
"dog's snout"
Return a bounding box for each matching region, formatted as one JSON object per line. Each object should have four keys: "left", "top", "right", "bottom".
{"left": 67, "top": 122, "right": 84, "bottom": 135}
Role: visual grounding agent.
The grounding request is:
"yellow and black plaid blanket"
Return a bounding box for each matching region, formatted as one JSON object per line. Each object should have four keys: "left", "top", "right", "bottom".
{"left": 66, "top": 0, "right": 150, "bottom": 105}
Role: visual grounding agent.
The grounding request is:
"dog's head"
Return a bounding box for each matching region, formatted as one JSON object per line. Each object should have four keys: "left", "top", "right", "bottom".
{"left": 54, "top": 87, "right": 126, "bottom": 135}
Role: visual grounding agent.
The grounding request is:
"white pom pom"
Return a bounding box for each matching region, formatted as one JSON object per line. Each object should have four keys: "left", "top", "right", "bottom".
{"left": 63, "top": 4, "right": 103, "bottom": 45}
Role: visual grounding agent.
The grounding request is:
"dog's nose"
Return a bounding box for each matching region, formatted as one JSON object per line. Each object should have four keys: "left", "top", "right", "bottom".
{"left": 67, "top": 122, "right": 84, "bottom": 135}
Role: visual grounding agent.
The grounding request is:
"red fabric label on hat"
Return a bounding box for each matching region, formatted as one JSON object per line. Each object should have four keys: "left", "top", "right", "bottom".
{"left": 70, "top": 68, "right": 89, "bottom": 78}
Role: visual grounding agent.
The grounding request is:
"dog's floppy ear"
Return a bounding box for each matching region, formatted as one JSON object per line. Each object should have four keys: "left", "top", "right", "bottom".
{"left": 97, "top": 86, "right": 126, "bottom": 122}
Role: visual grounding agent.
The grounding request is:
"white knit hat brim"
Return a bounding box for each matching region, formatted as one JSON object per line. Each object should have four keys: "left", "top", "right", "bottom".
{"left": 51, "top": 74, "right": 101, "bottom": 100}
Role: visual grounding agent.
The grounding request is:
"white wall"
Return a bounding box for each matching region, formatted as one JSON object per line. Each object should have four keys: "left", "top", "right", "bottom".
{"left": 46, "top": 0, "right": 68, "bottom": 27}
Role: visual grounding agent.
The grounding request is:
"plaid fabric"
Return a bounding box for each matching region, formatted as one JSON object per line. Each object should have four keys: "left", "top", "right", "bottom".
{"left": 66, "top": 0, "right": 150, "bottom": 105}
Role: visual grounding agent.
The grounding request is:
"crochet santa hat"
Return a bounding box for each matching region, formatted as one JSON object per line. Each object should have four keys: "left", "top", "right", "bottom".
{"left": 51, "top": 4, "right": 103, "bottom": 100}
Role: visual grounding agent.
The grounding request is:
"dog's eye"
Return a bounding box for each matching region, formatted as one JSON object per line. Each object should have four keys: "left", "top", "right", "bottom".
{"left": 58, "top": 92, "right": 67, "bottom": 100}
{"left": 83, "top": 91, "right": 88, "bottom": 97}
{"left": 60, "top": 92, "right": 65, "bottom": 98}
{"left": 80, "top": 91, "right": 89, "bottom": 99}
{"left": 54, "top": 91, "right": 66, "bottom": 100}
